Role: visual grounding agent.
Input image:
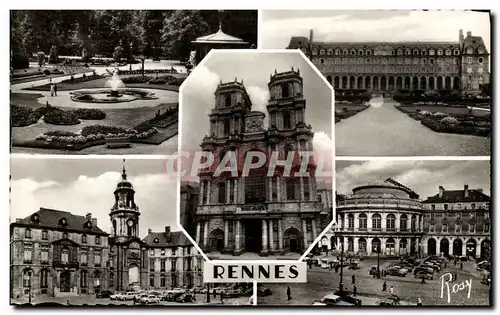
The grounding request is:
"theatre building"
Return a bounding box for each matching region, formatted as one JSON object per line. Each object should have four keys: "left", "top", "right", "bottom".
{"left": 421, "top": 185, "right": 491, "bottom": 259}
{"left": 194, "top": 69, "right": 329, "bottom": 257}
{"left": 288, "top": 29, "right": 489, "bottom": 95}
{"left": 10, "top": 209, "right": 109, "bottom": 299}
{"left": 335, "top": 179, "right": 424, "bottom": 257}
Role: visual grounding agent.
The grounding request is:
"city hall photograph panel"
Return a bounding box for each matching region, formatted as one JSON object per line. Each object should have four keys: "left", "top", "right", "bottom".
{"left": 10, "top": 10, "right": 257, "bottom": 155}
{"left": 257, "top": 160, "right": 491, "bottom": 306}
{"left": 9, "top": 157, "right": 217, "bottom": 306}
{"left": 261, "top": 10, "right": 491, "bottom": 156}
{"left": 179, "top": 50, "right": 335, "bottom": 260}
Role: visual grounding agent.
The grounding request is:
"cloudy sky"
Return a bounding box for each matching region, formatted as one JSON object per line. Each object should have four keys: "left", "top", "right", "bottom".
{"left": 261, "top": 10, "right": 491, "bottom": 52}
{"left": 336, "top": 160, "right": 491, "bottom": 199}
{"left": 10, "top": 158, "right": 178, "bottom": 238}
{"left": 180, "top": 50, "right": 333, "bottom": 179}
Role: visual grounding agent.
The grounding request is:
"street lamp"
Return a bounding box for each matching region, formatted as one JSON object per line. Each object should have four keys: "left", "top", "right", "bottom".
{"left": 129, "top": 42, "right": 133, "bottom": 71}
{"left": 205, "top": 283, "right": 210, "bottom": 303}
{"left": 376, "top": 244, "right": 381, "bottom": 279}
{"left": 339, "top": 237, "right": 344, "bottom": 292}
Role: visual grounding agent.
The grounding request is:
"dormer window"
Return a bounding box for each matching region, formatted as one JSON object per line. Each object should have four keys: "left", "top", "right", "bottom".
{"left": 154, "top": 238, "right": 159, "bottom": 244}
{"left": 95, "top": 236, "right": 101, "bottom": 245}
{"left": 350, "top": 49, "right": 356, "bottom": 55}
{"left": 81, "top": 234, "right": 87, "bottom": 243}
{"left": 466, "top": 47, "right": 473, "bottom": 54}
{"left": 59, "top": 218, "right": 68, "bottom": 227}
{"left": 478, "top": 48, "right": 484, "bottom": 54}
{"left": 445, "top": 49, "right": 451, "bottom": 56}
{"left": 63, "top": 232, "right": 68, "bottom": 239}
{"left": 31, "top": 214, "right": 40, "bottom": 223}
{"left": 335, "top": 49, "right": 341, "bottom": 56}
{"left": 437, "top": 49, "right": 443, "bottom": 55}
{"left": 25, "top": 228, "right": 32, "bottom": 239}
{"left": 343, "top": 49, "right": 349, "bottom": 55}
{"left": 413, "top": 49, "right": 419, "bottom": 56}
{"left": 405, "top": 49, "right": 411, "bottom": 56}
{"left": 358, "top": 50, "right": 364, "bottom": 56}
{"left": 85, "top": 221, "right": 92, "bottom": 229}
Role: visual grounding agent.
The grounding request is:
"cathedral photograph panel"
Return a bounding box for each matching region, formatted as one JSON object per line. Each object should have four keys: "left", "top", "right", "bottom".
{"left": 261, "top": 10, "right": 491, "bottom": 156}
{"left": 9, "top": 157, "right": 221, "bottom": 306}
{"left": 179, "top": 50, "right": 334, "bottom": 260}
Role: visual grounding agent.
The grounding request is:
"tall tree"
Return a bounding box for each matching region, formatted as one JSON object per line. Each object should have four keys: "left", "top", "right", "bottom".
{"left": 161, "top": 10, "right": 209, "bottom": 60}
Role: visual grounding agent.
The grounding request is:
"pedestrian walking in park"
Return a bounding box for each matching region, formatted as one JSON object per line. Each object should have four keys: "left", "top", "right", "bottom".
{"left": 460, "top": 262, "right": 463, "bottom": 270}
{"left": 54, "top": 83, "right": 58, "bottom": 96}
{"left": 390, "top": 285, "right": 394, "bottom": 295}
{"left": 417, "top": 296, "right": 422, "bottom": 306}
{"left": 421, "top": 276, "right": 426, "bottom": 284}
{"left": 353, "top": 285, "right": 357, "bottom": 297}
{"left": 287, "top": 286, "right": 292, "bottom": 300}
{"left": 382, "top": 281, "right": 387, "bottom": 292}
{"left": 50, "top": 83, "right": 55, "bottom": 96}
{"left": 220, "top": 292, "right": 224, "bottom": 304}
{"left": 213, "top": 289, "right": 217, "bottom": 298}
{"left": 352, "top": 274, "right": 356, "bottom": 285}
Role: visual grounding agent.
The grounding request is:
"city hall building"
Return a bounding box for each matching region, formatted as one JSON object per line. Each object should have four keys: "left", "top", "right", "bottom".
{"left": 10, "top": 164, "right": 203, "bottom": 301}
{"left": 193, "top": 69, "right": 330, "bottom": 257}
{"left": 332, "top": 179, "right": 491, "bottom": 258}
{"left": 287, "top": 29, "right": 490, "bottom": 95}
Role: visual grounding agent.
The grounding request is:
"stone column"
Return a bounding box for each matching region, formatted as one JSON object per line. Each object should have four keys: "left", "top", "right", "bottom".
{"left": 268, "top": 177, "right": 273, "bottom": 202}
{"left": 277, "top": 177, "right": 281, "bottom": 201}
{"left": 354, "top": 213, "right": 359, "bottom": 230}
{"left": 235, "top": 220, "right": 241, "bottom": 253}
{"left": 475, "top": 241, "right": 481, "bottom": 258}
{"left": 278, "top": 220, "right": 283, "bottom": 251}
{"left": 233, "top": 179, "right": 238, "bottom": 204}
{"left": 396, "top": 213, "right": 401, "bottom": 231}
{"left": 302, "top": 219, "right": 308, "bottom": 249}
{"left": 366, "top": 238, "right": 372, "bottom": 255}
{"left": 354, "top": 237, "right": 359, "bottom": 253}
{"left": 224, "top": 220, "right": 229, "bottom": 248}
{"left": 299, "top": 177, "right": 305, "bottom": 201}
{"left": 462, "top": 241, "right": 467, "bottom": 257}
{"left": 381, "top": 238, "right": 387, "bottom": 256}
{"left": 203, "top": 221, "right": 209, "bottom": 247}
{"left": 239, "top": 178, "right": 245, "bottom": 203}
{"left": 226, "top": 179, "right": 231, "bottom": 204}
{"left": 395, "top": 238, "right": 400, "bottom": 255}
{"left": 367, "top": 212, "right": 373, "bottom": 230}
{"left": 195, "top": 222, "right": 201, "bottom": 244}
{"left": 269, "top": 220, "right": 275, "bottom": 251}
{"left": 206, "top": 181, "right": 211, "bottom": 204}
{"left": 436, "top": 238, "right": 441, "bottom": 256}
{"left": 312, "top": 219, "right": 318, "bottom": 241}
{"left": 199, "top": 181, "right": 204, "bottom": 205}
{"left": 381, "top": 213, "right": 387, "bottom": 231}
{"left": 262, "top": 220, "right": 268, "bottom": 253}
{"left": 308, "top": 177, "right": 313, "bottom": 201}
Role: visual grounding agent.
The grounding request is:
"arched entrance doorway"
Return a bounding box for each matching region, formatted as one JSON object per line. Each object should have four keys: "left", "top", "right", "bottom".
{"left": 453, "top": 239, "right": 463, "bottom": 256}
{"left": 371, "top": 238, "right": 381, "bottom": 255}
{"left": 358, "top": 238, "right": 367, "bottom": 254}
{"left": 404, "top": 76, "right": 410, "bottom": 90}
{"left": 410, "top": 238, "right": 417, "bottom": 255}
{"left": 427, "top": 238, "right": 437, "bottom": 256}
{"left": 385, "top": 238, "right": 396, "bottom": 256}
{"left": 94, "top": 271, "right": 101, "bottom": 293}
{"left": 60, "top": 270, "right": 71, "bottom": 292}
{"left": 128, "top": 264, "right": 139, "bottom": 286}
{"left": 412, "top": 77, "right": 418, "bottom": 90}
{"left": 284, "top": 228, "right": 303, "bottom": 253}
{"left": 399, "top": 238, "right": 408, "bottom": 255}
{"left": 357, "top": 76, "right": 363, "bottom": 89}
{"left": 481, "top": 239, "right": 491, "bottom": 259}
{"left": 440, "top": 238, "right": 450, "bottom": 257}
{"left": 466, "top": 238, "right": 477, "bottom": 259}
{"left": 429, "top": 77, "right": 435, "bottom": 90}
{"left": 209, "top": 229, "right": 224, "bottom": 252}
{"left": 334, "top": 76, "right": 340, "bottom": 89}
{"left": 396, "top": 77, "right": 403, "bottom": 90}
{"left": 420, "top": 77, "right": 427, "bottom": 90}
{"left": 381, "top": 76, "right": 387, "bottom": 90}
{"left": 373, "top": 76, "right": 379, "bottom": 90}
{"left": 453, "top": 77, "right": 460, "bottom": 90}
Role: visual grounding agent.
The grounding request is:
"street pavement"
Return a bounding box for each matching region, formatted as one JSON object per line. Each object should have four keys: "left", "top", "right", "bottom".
{"left": 258, "top": 257, "right": 490, "bottom": 306}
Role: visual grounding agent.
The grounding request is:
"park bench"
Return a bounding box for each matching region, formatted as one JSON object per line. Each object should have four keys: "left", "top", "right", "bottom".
{"left": 105, "top": 136, "right": 131, "bottom": 149}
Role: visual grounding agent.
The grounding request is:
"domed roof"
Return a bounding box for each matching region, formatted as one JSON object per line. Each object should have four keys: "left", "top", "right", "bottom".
{"left": 115, "top": 163, "right": 134, "bottom": 190}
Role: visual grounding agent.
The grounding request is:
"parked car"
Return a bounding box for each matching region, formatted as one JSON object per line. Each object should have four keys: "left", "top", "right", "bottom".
{"left": 377, "top": 298, "right": 396, "bottom": 306}
{"left": 423, "top": 262, "right": 440, "bottom": 271}
{"left": 385, "top": 266, "right": 408, "bottom": 277}
{"left": 369, "top": 265, "right": 380, "bottom": 276}
{"left": 96, "top": 290, "right": 113, "bottom": 298}
{"left": 176, "top": 293, "right": 194, "bottom": 303}
{"left": 313, "top": 294, "right": 343, "bottom": 306}
{"left": 414, "top": 266, "right": 434, "bottom": 275}
{"left": 140, "top": 295, "right": 160, "bottom": 304}
{"left": 110, "top": 292, "right": 123, "bottom": 300}
{"left": 334, "top": 290, "right": 362, "bottom": 306}
{"left": 120, "top": 291, "right": 137, "bottom": 300}
{"left": 257, "top": 288, "right": 272, "bottom": 297}
{"left": 414, "top": 271, "right": 434, "bottom": 280}
{"left": 165, "top": 291, "right": 184, "bottom": 302}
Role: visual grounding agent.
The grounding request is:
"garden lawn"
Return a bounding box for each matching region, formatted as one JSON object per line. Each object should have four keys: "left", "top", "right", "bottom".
{"left": 11, "top": 67, "right": 93, "bottom": 84}
{"left": 335, "top": 103, "right": 370, "bottom": 122}
{"left": 398, "top": 104, "right": 490, "bottom": 117}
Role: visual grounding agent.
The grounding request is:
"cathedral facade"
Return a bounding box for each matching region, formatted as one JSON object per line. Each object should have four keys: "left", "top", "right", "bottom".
{"left": 194, "top": 69, "right": 330, "bottom": 257}
{"left": 287, "top": 29, "right": 490, "bottom": 96}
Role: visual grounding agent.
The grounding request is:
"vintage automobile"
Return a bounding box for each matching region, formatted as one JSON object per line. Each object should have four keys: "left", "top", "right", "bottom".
{"left": 414, "top": 271, "right": 434, "bottom": 280}
{"left": 369, "top": 265, "right": 380, "bottom": 276}
{"left": 385, "top": 266, "right": 409, "bottom": 277}
{"left": 176, "top": 293, "right": 195, "bottom": 303}
{"left": 140, "top": 294, "right": 160, "bottom": 304}
{"left": 96, "top": 290, "right": 113, "bottom": 298}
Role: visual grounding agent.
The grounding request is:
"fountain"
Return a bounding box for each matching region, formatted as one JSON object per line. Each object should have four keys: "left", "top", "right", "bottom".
{"left": 69, "top": 69, "right": 158, "bottom": 103}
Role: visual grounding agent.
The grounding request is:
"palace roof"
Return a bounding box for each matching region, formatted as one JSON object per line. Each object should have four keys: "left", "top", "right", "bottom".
{"left": 142, "top": 230, "right": 192, "bottom": 248}
{"left": 423, "top": 189, "right": 490, "bottom": 203}
{"left": 12, "top": 207, "right": 107, "bottom": 235}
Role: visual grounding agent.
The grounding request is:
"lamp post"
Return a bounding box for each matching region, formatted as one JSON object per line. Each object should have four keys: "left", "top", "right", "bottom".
{"left": 377, "top": 244, "right": 381, "bottom": 279}
{"left": 339, "top": 237, "right": 344, "bottom": 292}
{"left": 205, "top": 283, "right": 210, "bottom": 303}
{"left": 129, "top": 42, "right": 133, "bottom": 71}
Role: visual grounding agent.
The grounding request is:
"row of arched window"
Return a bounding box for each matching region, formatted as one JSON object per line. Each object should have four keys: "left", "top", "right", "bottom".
{"left": 24, "top": 228, "right": 100, "bottom": 244}
{"left": 22, "top": 269, "right": 101, "bottom": 288}
{"left": 339, "top": 213, "right": 419, "bottom": 231}
{"left": 313, "top": 47, "right": 462, "bottom": 57}
{"left": 316, "top": 57, "right": 460, "bottom": 66}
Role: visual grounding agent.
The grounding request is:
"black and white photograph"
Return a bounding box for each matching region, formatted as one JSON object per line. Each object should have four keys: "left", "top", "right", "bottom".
{"left": 10, "top": 10, "right": 257, "bottom": 155}
{"left": 261, "top": 10, "right": 491, "bottom": 156}
{"left": 9, "top": 157, "right": 225, "bottom": 306}
{"left": 178, "top": 50, "right": 334, "bottom": 260}
{"left": 258, "top": 160, "right": 491, "bottom": 306}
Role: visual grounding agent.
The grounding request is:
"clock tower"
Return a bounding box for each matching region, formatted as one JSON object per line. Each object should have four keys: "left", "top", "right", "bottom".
{"left": 109, "top": 161, "right": 140, "bottom": 243}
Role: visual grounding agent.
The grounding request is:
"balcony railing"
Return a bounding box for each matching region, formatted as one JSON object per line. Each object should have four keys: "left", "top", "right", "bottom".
{"left": 52, "top": 261, "right": 79, "bottom": 269}
{"left": 337, "top": 227, "right": 423, "bottom": 233}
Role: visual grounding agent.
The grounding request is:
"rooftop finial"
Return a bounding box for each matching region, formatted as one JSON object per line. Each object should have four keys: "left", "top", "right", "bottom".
{"left": 275, "top": 69, "right": 277, "bottom": 74}
{"left": 292, "top": 66, "right": 294, "bottom": 71}
{"left": 235, "top": 77, "right": 237, "bottom": 82}
{"left": 122, "top": 159, "right": 127, "bottom": 180}
{"left": 219, "top": 20, "right": 222, "bottom": 31}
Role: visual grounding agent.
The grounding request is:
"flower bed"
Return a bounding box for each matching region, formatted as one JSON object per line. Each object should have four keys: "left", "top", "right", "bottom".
{"left": 11, "top": 104, "right": 45, "bottom": 127}
{"left": 61, "top": 73, "right": 102, "bottom": 84}
{"left": 421, "top": 116, "right": 490, "bottom": 137}
{"left": 72, "top": 108, "right": 106, "bottom": 120}
{"left": 121, "top": 76, "right": 153, "bottom": 84}
{"left": 44, "top": 107, "right": 81, "bottom": 125}
{"left": 334, "top": 105, "right": 369, "bottom": 122}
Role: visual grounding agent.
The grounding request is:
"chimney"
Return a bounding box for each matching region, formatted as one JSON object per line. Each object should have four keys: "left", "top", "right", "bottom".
{"left": 86, "top": 213, "right": 92, "bottom": 221}
{"left": 464, "top": 185, "right": 469, "bottom": 198}
{"left": 91, "top": 217, "right": 97, "bottom": 227}
{"left": 439, "top": 186, "right": 445, "bottom": 198}
{"left": 467, "top": 31, "right": 472, "bottom": 37}
{"left": 16, "top": 218, "right": 22, "bottom": 223}
{"left": 459, "top": 29, "right": 464, "bottom": 46}
{"left": 165, "top": 226, "right": 171, "bottom": 237}
{"left": 148, "top": 228, "right": 152, "bottom": 234}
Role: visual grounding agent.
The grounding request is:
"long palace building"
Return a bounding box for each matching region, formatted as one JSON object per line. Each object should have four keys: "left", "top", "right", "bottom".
{"left": 193, "top": 69, "right": 330, "bottom": 257}
{"left": 332, "top": 179, "right": 491, "bottom": 259}
{"left": 287, "top": 29, "right": 490, "bottom": 95}
{"left": 10, "top": 164, "right": 203, "bottom": 301}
